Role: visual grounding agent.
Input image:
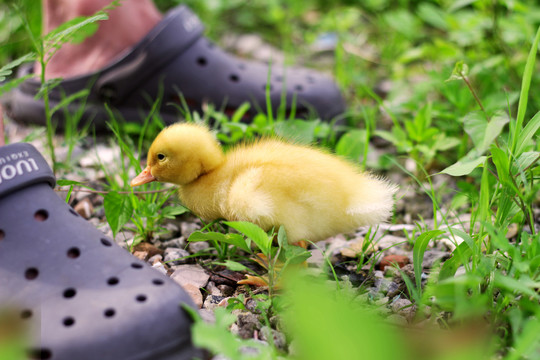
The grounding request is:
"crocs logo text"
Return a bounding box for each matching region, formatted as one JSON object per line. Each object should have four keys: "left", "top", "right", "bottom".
{"left": 0, "top": 151, "right": 39, "bottom": 185}
{"left": 182, "top": 12, "right": 201, "bottom": 32}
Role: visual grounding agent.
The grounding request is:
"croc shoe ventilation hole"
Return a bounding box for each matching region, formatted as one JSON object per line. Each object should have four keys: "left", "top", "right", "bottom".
{"left": 104, "top": 308, "right": 116, "bottom": 318}
{"left": 25, "top": 268, "right": 39, "bottom": 280}
{"left": 28, "top": 348, "right": 52, "bottom": 360}
{"left": 131, "top": 262, "right": 143, "bottom": 269}
{"left": 63, "top": 317, "right": 75, "bottom": 327}
{"left": 21, "top": 309, "right": 33, "bottom": 319}
{"left": 63, "top": 288, "right": 76, "bottom": 299}
{"left": 136, "top": 294, "right": 147, "bottom": 303}
{"left": 229, "top": 74, "right": 240, "bottom": 83}
{"left": 34, "top": 209, "right": 48, "bottom": 221}
{"left": 101, "top": 238, "right": 112, "bottom": 247}
{"left": 196, "top": 57, "right": 207, "bottom": 66}
{"left": 0, "top": 229, "right": 4, "bottom": 241}
{"left": 67, "top": 247, "right": 80, "bottom": 258}
{"left": 107, "top": 277, "right": 119, "bottom": 286}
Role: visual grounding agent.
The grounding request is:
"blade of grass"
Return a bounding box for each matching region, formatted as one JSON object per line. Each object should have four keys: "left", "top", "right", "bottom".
{"left": 510, "top": 25, "right": 540, "bottom": 155}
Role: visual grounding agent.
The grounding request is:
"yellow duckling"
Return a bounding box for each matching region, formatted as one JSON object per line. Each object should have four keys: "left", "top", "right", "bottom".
{"left": 131, "top": 123, "right": 396, "bottom": 244}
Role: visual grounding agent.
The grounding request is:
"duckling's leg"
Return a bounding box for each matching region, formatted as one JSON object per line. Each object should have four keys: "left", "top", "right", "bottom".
{"left": 293, "top": 240, "right": 308, "bottom": 249}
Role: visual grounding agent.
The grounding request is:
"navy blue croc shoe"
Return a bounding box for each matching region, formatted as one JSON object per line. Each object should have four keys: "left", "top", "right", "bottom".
{"left": 0, "top": 143, "right": 202, "bottom": 360}
{"left": 2, "top": 5, "right": 346, "bottom": 131}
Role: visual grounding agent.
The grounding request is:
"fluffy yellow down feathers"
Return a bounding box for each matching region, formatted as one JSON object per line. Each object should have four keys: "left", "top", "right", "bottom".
{"left": 131, "top": 123, "right": 396, "bottom": 244}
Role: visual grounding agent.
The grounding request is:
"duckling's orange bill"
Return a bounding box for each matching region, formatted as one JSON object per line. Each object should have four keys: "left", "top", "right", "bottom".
{"left": 131, "top": 166, "right": 157, "bottom": 187}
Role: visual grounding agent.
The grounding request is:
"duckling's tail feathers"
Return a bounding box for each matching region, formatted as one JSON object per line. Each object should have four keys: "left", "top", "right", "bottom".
{"left": 346, "top": 177, "right": 398, "bottom": 225}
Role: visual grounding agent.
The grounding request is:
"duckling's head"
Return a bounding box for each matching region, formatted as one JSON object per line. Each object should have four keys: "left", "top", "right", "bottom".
{"left": 131, "top": 123, "right": 224, "bottom": 186}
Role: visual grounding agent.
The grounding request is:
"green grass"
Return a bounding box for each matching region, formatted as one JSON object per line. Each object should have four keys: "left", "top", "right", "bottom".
{"left": 1, "top": 0, "right": 539, "bottom": 359}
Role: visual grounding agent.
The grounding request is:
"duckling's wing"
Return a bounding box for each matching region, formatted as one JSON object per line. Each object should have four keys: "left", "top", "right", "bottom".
{"left": 225, "top": 167, "right": 275, "bottom": 224}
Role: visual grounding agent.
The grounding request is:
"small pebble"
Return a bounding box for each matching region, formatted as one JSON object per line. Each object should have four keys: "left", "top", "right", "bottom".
{"left": 151, "top": 262, "right": 168, "bottom": 275}
{"left": 170, "top": 264, "right": 210, "bottom": 289}
{"left": 391, "top": 298, "right": 413, "bottom": 313}
{"left": 375, "top": 297, "right": 390, "bottom": 306}
{"left": 198, "top": 308, "right": 216, "bottom": 323}
{"left": 181, "top": 222, "right": 200, "bottom": 238}
{"left": 133, "top": 251, "right": 148, "bottom": 261}
{"left": 73, "top": 198, "right": 93, "bottom": 219}
{"left": 161, "top": 236, "right": 186, "bottom": 249}
{"left": 218, "top": 284, "right": 235, "bottom": 297}
{"left": 163, "top": 247, "right": 190, "bottom": 265}
{"left": 206, "top": 281, "right": 223, "bottom": 296}
{"left": 259, "top": 326, "right": 287, "bottom": 351}
{"left": 373, "top": 277, "right": 391, "bottom": 295}
{"left": 158, "top": 222, "right": 180, "bottom": 241}
{"left": 203, "top": 295, "right": 227, "bottom": 310}
{"left": 147, "top": 254, "right": 163, "bottom": 264}
{"left": 422, "top": 250, "right": 449, "bottom": 269}
{"left": 188, "top": 241, "right": 209, "bottom": 254}
{"left": 236, "top": 312, "right": 261, "bottom": 339}
{"left": 379, "top": 254, "right": 410, "bottom": 270}
{"left": 384, "top": 266, "right": 398, "bottom": 277}
{"left": 386, "top": 281, "right": 403, "bottom": 299}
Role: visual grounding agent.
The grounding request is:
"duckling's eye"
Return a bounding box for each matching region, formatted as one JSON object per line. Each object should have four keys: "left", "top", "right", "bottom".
{"left": 157, "top": 153, "right": 165, "bottom": 160}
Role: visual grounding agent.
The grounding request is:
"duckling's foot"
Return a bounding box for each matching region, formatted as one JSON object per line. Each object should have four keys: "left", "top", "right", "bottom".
{"left": 237, "top": 275, "right": 269, "bottom": 287}
{"left": 293, "top": 240, "right": 309, "bottom": 249}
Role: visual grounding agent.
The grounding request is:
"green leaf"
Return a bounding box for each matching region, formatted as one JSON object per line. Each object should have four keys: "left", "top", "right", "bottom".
{"left": 231, "top": 102, "right": 251, "bottom": 123}
{"left": 446, "top": 61, "right": 469, "bottom": 82}
{"left": 441, "top": 155, "right": 486, "bottom": 176}
{"left": 161, "top": 205, "right": 190, "bottom": 218}
{"left": 505, "top": 315, "right": 540, "bottom": 360}
{"left": 277, "top": 225, "right": 288, "bottom": 248}
{"left": 188, "top": 231, "right": 251, "bottom": 253}
{"left": 190, "top": 307, "right": 244, "bottom": 359}
{"left": 515, "top": 151, "right": 539, "bottom": 172}
{"left": 463, "top": 111, "right": 508, "bottom": 153}
{"left": 515, "top": 111, "right": 540, "bottom": 156}
{"left": 50, "top": 89, "right": 90, "bottom": 116}
{"left": 491, "top": 146, "right": 512, "bottom": 186}
{"left": 45, "top": 12, "right": 108, "bottom": 50}
{"left": 493, "top": 273, "right": 540, "bottom": 299}
{"left": 103, "top": 191, "right": 133, "bottom": 237}
{"left": 413, "top": 230, "right": 444, "bottom": 289}
{"left": 282, "top": 245, "right": 312, "bottom": 266}
{"left": 0, "top": 74, "right": 34, "bottom": 97}
{"left": 274, "top": 120, "right": 318, "bottom": 144}
{"left": 224, "top": 221, "right": 271, "bottom": 255}
{"left": 283, "top": 273, "right": 403, "bottom": 360}
{"left": 217, "top": 260, "right": 252, "bottom": 272}
{"left": 417, "top": 3, "right": 448, "bottom": 30}
{"left": 482, "top": 111, "right": 509, "bottom": 151}
{"left": 56, "top": 179, "right": 84, "bottom": 186}
{"left": 56, "top": 179, "right": 97, "bottom": 191}
{"left": 433, "top": 135, "right": 461, "bottom": 151}
{"left": 448, "top": 0, "right": 477, "bottom": 12}
{"left": 478, "top": 162, "right": 491, "bottom": 228}
{"left": 335, "top": 129, "right": 366, "bottom": 162}
{"left": 511, "top": 25, "right": 540, "bottom": 154}
{"left": 0, "top": 53, "right": 35, "bottom": 82}
{"left": 440, "top": 241, "right": 473, "bottom": 280}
